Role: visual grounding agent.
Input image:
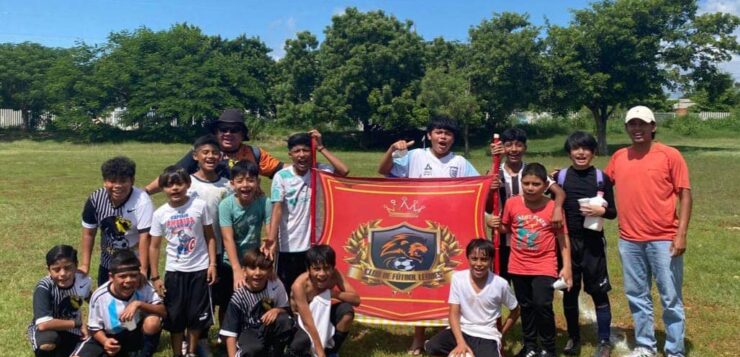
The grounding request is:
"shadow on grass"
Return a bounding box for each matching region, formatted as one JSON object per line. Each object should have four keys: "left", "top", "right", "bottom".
{"left": 609, "top": 325, "right": 694, "bottom": 355}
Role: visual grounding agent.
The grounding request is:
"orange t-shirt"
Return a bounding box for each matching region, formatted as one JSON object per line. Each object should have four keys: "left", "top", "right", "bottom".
{"left": 605, "top": 142, "right": 690, "bottom": 242}
{"left": 501, "top": 196, "right": 566, "bottom": 278}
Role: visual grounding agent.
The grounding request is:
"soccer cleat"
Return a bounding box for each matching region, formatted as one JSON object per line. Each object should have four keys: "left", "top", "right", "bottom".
{"left": 539, "top": 351, "right": 556, "bottom": 357}
{"left": 626, "top": 346, "right": 657, "bottom": 357}
{"left": 593, "top": 340, "right": 612, "bottom": 357}
{"left": 515, "top": 349, "right": 539, "bottom": 357}
{"left": 563, "top": 338, "right": 580, "bottom": 355}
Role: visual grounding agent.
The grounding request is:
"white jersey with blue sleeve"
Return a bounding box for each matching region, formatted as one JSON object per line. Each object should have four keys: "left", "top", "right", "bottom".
{"left": 390, "top": 148, "right": 479, "bottom": 178}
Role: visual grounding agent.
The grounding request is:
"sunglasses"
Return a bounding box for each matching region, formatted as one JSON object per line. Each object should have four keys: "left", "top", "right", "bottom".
{"left": 217, "top": 126, "right": 242, "bottom": 134}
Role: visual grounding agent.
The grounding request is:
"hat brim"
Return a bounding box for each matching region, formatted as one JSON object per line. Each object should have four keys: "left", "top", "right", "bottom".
{"left": 208, "top": 120, "right": 250, "bottom": 141}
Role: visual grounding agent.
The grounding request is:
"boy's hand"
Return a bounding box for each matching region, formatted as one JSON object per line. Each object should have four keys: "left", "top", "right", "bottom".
{"left": 80, "top": 324, "right": 89, "bottom": 340}
{"left": 261, "top": 308, "right": 281, "bottom": 326}
{"left": 490, "top": 141, "right": 504, "bottom": 156}
{"left": 233, "top": 269, "right": 247, "bottom": 290}
{"left": 103, "top": 337, "right": 121, "bottom": 355}
{"left": 486, "top": 215, "right": 501, "bottom": 229}
{"left": 670, "top": 232, "right": 687, "bottom": 257}
{"left": 580, "top": 203, "right": 606, "bottom": 217}
{"left": 119, "top": 301, "right": 141, "bottom": 322}
{"left": 559, "top": 268, "right": 573, "bottom": 291}
{"left": 207, "top": 265, "right": 218, "bottom": 286}
{"left": 390, "top": 139, "right": 414, "bottom": 152}
{"left": 450, "top": 343, "right": 474, "bottom": 357}
{"left": 78, "top": 265, "right": 89, "bottom": 276}
{"left": 152, "top": 280, "right": 166, "bottom": 297}
{"left": 489, "top": 177, "right": 501, "bottom": 191}
{"left": 551, "top": 206, "right": 564, "bottom": 229}
{"left": 261, "top": 239, "right": 277, "bottom": 261}
{"left": 308, "top": 129, "right": 323, "bottom": 148}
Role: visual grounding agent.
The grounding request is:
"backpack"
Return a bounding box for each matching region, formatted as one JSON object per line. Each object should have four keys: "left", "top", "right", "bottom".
{"left": 556, "top": 167, "right": 604, "bottom": 191}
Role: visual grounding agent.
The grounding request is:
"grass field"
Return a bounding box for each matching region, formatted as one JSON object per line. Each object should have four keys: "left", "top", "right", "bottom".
{"left": 1, "top": 127, "right": 738, "bottom": 356}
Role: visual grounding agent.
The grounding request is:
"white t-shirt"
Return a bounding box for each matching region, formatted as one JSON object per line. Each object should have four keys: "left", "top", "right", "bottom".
{"left": 448, "top": 269, "right": 518, "bottom": 343}
{"left": 390, "top": 148, "right": 479, "bottom": 178}
{"left": 270, "top": 164, "right": 333, "bottom": 252}
{"left": 87, "top": 281, "right": 162, "bottom": 335}
{"left": 188, "top": 175, "right": 232, "bottom": 254}
{"left": 296, "top": 289, "right": 334, "bottom": 352}
{"left": 150, "top": 197, "right": 213, "bottom": 272}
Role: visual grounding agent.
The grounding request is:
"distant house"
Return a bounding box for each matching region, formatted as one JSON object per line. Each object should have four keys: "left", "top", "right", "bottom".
{"left": 673, "top": 98, "right": 696, "bottom": 117}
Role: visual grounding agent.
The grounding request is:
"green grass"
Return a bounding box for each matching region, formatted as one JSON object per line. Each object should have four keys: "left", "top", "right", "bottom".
{"left": 1, "top": 128, "right": 738, "bottom": 356}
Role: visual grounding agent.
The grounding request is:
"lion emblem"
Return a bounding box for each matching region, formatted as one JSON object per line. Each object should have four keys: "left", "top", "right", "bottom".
{"left": 380, "top": 234, "right": 429, "bottom": 271}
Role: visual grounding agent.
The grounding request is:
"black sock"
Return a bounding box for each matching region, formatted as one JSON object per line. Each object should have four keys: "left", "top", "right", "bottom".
{"left": 595, "top": 304, "right": 612, "bottom": 342}
{"left": 329, "top": 330, "right": 349, "bottom": 353}
{"left": 141, "top": 332, "right": 161, "bottom": 357}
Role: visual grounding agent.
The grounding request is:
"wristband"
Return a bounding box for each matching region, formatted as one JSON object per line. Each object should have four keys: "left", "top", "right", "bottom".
{"left": 317, "top": 146, "right": 325, "bottom": 152}
{"left": 150, "top": 276, "right": 160, "bottom": 282}
{"left": 74, "top": 320, "right": 82, "bottom": 329}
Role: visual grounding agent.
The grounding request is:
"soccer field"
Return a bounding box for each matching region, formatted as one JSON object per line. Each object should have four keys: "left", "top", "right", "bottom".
{"left": 1, "top": 129, "right": 738, "bottom": 356}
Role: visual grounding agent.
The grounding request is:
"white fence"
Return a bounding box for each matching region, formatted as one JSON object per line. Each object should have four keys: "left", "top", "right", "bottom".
{"left": 0, "top": 109, "right": 23, "bottom": 128}
{"left": 698, "top": 112, "right": 732, "bottom": 120}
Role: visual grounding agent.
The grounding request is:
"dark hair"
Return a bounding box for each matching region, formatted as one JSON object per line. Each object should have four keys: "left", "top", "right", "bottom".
{"left": 193, "top": 134, "right": 220, "bottom": 152}
{"left": 108, "top": 250, "right": 140, "bottom": 274}
{"left": 230, "top": 160, "right": 259, "bottom": 180}
{"left": 240, "top": 248, "right": 273, "bottom": 269}
{"left": 101, "top": 156, "right": 136, "bottom": 180}
{"left": 158, "top": 165, "right": 191, "bottom": 188}
{"left": 287, "top": 133, "right": 312, "bottom": 150}
{"left": 426, "top": 115, "right": 459, "bottom": 137}
{"left": 465, "top": 238, "right": 494, "bottom": 259}
{"left": 305, "top": 245, "right": 336, "bottom": 269}
{"left": 46, "top": 245, "right": 78, "bottom": 267}
{"left": 564, "top": 131, "right": 598, "bottom": 153}
{"left": 500, "top": 128, "right": 528, "bottom": 145}
{"left": 521, "top": 162, "right": 548, "bottom": 183}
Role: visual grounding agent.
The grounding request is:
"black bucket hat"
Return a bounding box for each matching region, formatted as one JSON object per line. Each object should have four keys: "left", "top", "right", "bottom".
{"left": 209, "top": 108, "right": 249, "bottom": 141}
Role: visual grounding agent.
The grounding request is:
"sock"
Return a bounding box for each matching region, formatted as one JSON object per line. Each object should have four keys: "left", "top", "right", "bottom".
{"left": 564, "top": 305, "right": 580, "bottom": 340}
{"left": 141, "top": 332, "right": 161, "bottom": 357}
{"left": 330, "top": 330, "right": 349, "bottom": 352}
{"left": 595, "top": 304, "right": 612, "bottom": 342}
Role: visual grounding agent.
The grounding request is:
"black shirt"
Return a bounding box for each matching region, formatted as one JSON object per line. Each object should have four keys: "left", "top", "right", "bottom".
{"left": 559, "top": 166, "right": 617, "bottom": 239}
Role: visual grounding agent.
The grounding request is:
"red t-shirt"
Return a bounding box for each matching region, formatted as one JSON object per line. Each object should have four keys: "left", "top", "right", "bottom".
{"left": 605, "top": 142, "right": 690, "bottom": 242}
{"left": 501, "top": 196, "right": 565, "bottom": 278}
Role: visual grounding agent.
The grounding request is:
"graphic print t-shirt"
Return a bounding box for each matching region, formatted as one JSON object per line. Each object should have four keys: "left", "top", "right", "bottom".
{"left": 150, "top": 197, "right": 213, "bottom": 272}
{"left": 30, "top": 272, "right": 93, "bottom": 336}
{"left": 87, "top": 281, "right": 162, "bottom": 335}
{"left": 501, "top": 196, "right": 566, "bottom": 278}
{"left": 82, "top": 187, "right": 154, "bottom": 269}
{"left": 188, "top": 175, "right": 232, "bottom": 254}
{"left": 219, "top": 279, "right": 289, "bottom": 336}
{"left": 390, "top": 148, "right": 479, "bottom": 178}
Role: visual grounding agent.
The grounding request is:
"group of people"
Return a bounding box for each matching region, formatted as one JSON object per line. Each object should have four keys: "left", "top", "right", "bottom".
{"left": 28, "top": 105, "right": 691, "bottom": 357}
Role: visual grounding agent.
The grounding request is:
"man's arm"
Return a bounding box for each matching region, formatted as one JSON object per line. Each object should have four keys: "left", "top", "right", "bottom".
{"left": 557, "top": 232, "right": 573, "bottom": 289}
{"left": 310, "top": 129, "right": 349, "bottom": 177}
{"left": 145, "top": 150, "right": 197, "bottom": 195}
{"left": 672, "top": 188, "right": 692, "bottom": 257}
{"left": 204, "top": 224, "right": 218, "bottom": 285}
{"left": 377, "top": 140, "right": 414, "bottom": 176}
{"left": 79, "top": 227, "right": 97, "bottom": 276}
{"left": 447, "top": 303, "right": 473, "bottom": 356}
{"left": 548, "top": 183, "right": 566, "bottom": 228}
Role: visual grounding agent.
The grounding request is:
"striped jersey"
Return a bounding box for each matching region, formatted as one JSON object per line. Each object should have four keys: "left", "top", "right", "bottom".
{"left": 219, "top": 279, "right": 289, "bottom": 336}
{"left": 29, "top": 272, "right": 92, "bottom": 336}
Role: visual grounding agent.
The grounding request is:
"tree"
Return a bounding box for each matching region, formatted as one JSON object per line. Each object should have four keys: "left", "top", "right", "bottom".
{"left": 545, "top": 0, "right": 740, "bottom": 154}
{"left": 0, "top": 42, "right": 61, "bottom": 129}
{"left": 314, "top": 7, "right": 425, "bottom": 133}
{"left": 273, "top": 31, "right": 322, "bottom": 126}
{"left": 687, "top": 70, "right": 738, "bottom": 111}
{"left": 468, "top": 12, "right": 545, "bottom": 127}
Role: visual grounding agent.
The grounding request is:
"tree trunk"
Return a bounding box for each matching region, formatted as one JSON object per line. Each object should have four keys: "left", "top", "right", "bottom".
{"left": 590, "top": 107, "right": 609, "bottom": 155}
{"left": 463, "top": 122, "right": 470, "bottom": 158}
{"left": 21, "top": 109, "right": 31, "bottom": 131}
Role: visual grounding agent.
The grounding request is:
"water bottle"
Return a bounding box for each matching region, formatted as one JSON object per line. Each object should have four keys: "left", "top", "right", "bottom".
{"left": 583, "top": 191, "right": 607, "bottom": 231}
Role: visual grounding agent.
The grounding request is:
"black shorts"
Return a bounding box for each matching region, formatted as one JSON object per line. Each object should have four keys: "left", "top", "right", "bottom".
{"left": 212, "top": 259, "right": 234, "bottom": 307}
{"left": 71, "top": 327, "right": 144, "bottom": 357}
{"left": 568, "top": 234, "right": 611, "bottom": 295}
{"left": 288, "top": 302, "right": 355, "bottom": 355}
{"left": 277, "top": 251, "right": 307, "bottom": 296}
{"left": 426, "top": 329, "right": 500, "bottom": 357}
{"left": 163, "top": 269, "right": 213, "bottom": 332}
{"left": 28, "top": 325, "right": 80, "bottom": 356}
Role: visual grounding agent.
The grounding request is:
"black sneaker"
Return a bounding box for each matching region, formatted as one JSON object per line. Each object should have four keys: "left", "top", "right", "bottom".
{"left": 563, "top": 338, "right": 580, "bottom": 355}
{"left": 594, "top": 339, "right": 612, "bottom": 357}
{"left": 515, "top": 348, "right": 539, "bottom": 357}
{"left": 540, "top": 350, "right": 556, "bottom": 357}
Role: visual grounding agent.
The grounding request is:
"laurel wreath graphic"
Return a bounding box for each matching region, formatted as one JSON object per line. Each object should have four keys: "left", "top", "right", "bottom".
{"left": 344, "top": 220, "right": 462, "bottom": 289}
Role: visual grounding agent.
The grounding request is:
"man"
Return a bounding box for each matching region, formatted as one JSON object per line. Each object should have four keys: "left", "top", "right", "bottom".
{"left": 144, "top": 108, "right": 284, "bottom": 194}
{"left": 605, "top": 106, "right": 692, "bottom": 357}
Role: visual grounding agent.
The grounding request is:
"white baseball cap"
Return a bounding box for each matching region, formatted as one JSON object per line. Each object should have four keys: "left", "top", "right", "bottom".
{"left": 624, "top": 105, "right": 655, "bottom": 124}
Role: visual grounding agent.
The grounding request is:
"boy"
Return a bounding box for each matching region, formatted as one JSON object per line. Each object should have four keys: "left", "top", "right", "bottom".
{"left": 148, "top": 166, "right": 218, "bottom": 357}
{"left": 262, "top": 130, "right": 349, "bottom": 294}
{"left": 556, "top": 131, "right": 617, "bottom": 356}
{"left": 377, "top": 115, "right": 481, "bottom": 354}
{"left": 378, "top": 115, "right": 478, "bottom": 178}
{"left": 425, "top": 239, "right": 520, "bottom": 357}
{"left": 490, "top": 128, "right": 566, "bottom": 281}
{"left": 29, "top": 245, "right": 92, "bottom": 357}
{"left": 80, "top": 156, "right": 153, "bottom": 286}
{"left": 606, "top": 106, "right": 692, "bottom": 357}
{"left": 71, "top": 250, "right": 165, "bottom": 357}
{"left": 219, "top": 249, "right": 292, "bottom": 357}
{"left": 288, "top": 245, "right": 360, "bottom": 357}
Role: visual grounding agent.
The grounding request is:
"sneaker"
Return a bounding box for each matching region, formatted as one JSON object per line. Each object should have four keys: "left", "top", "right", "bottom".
{"left": 593, "top": 340, "right": 612, "bottom": 357}
{"left": 626, "top": 346, "right": 656, "bottom": 357}
{"left": 540, "top": 351, "right": 556, "bottom": 357}
{"left": 515, "top": 349, "right": 539, "bottom": 357}
{"left": 563, "top": 338, "right": 580, "bottom": 355}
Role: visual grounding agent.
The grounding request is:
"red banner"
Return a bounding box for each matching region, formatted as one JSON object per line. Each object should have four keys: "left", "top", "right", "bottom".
{"left": 316, "top": 172, "right": 493, "bottom": 324}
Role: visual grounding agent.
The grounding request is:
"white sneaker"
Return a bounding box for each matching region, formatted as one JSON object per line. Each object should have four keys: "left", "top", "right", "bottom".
{"left": 626, "top": 346, "right": 656, "bottom": 357}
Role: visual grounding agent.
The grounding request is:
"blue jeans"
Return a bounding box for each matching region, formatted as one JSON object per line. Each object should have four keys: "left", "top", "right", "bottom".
{"left": 618, "top": 239, "right": 684, "bottom": 356}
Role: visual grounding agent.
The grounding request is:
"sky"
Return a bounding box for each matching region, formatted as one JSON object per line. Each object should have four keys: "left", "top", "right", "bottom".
{"left": 0, "top": 0, "right": 738, "bottom": 78}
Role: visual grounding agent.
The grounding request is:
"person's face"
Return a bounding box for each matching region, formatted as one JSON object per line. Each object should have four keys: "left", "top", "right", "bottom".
{"left": 521, "top": 174, "right": 547, "bottom": 201}
{"left": 308, "top": 263, "right": 333, "bottom": 290}
{"left": 244, "top": 265, "right": 270, "bottom": 291}
{"left": 216, "top": 124, "right": 245, "bottom": 153}
{"left": 569, "top": 146, "right": 595, "bottom": 170}
{"left": 426, "top": 128, "right": 455, "bottom": 158}
{"left": 48, "top": 259, "right": 76, "bottom": 288}
{"left": 288, "top": 145, "right": 312, "bottom": 175}
{"left": 625, "top": 119, "right": 655, "bottom": 145}
{"left": 193, "top": 144, "right": 221, "bottom": 173}
{"left": 163, "top": 180, "right": 190, "bottom": 206}
{"left": 110, "top": 270, "right": 140, "bottom": 297}
{"left": 467, "top": 248, "right": 491, "bottom": 281}
{"left": 231, "top": 174, "right": 259, "bottom": 203}
{"left": 503, "top": 140, "right": 527, "bottom": 165}
{"left": 103, "top": 177, "right": 134, "bottom": 204}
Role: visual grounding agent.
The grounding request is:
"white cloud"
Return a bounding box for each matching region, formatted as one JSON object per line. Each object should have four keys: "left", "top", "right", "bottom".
{"left": 698, "top": 0, "right": 740, "bottom": 14}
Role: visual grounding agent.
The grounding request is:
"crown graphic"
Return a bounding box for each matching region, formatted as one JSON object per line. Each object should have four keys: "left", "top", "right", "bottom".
{"left": 384, "top": 197, "right": 425, "bottom": 218}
